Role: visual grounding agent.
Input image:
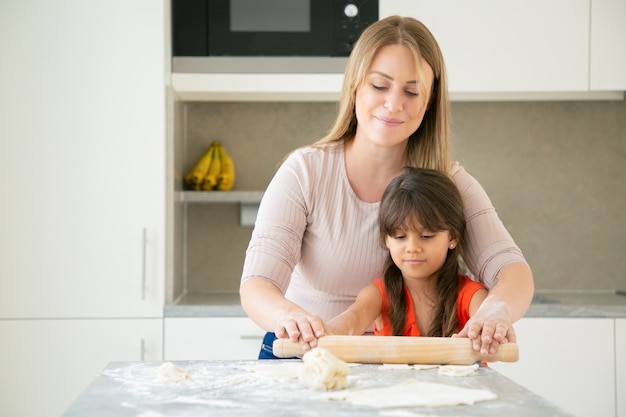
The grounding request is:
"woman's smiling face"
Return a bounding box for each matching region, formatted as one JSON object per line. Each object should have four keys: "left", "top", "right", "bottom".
{"left": 354, "top": 44, "right": 434, "bottom": 148}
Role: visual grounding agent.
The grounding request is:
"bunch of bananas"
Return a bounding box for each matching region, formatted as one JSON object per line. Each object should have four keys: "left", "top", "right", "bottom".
{"left": 184, "top": 140, "right": 235, "bottom": 191}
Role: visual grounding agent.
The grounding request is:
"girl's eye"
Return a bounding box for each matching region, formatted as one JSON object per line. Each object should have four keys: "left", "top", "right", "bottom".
{"left": 421, "top": 233, "right": 435, "bottom": 239}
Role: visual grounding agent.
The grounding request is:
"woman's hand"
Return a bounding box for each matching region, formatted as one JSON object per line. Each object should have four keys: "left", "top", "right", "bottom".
{"left": 274, "top": 311, "right": 327, "bottom": 352}
{"left": 454, "top": 263, "right": 533, "bottom": 354}
{"left": 241, "top": 277, "right": 327, "bottom": 352}
{"left": 452, "top": 299, "right": 515, "bottom": 355}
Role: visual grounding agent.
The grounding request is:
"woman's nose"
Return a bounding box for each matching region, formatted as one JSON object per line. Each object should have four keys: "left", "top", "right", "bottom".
{"left": 384, "top": 91, "right": 403, "bottom": 112}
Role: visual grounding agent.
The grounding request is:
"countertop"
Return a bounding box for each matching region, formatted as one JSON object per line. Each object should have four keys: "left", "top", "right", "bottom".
{"left": 61, "top": 360, "right": 574, "bottom": 417}
{"left": 165, "top": 290, "right": 626, "bottom": 318}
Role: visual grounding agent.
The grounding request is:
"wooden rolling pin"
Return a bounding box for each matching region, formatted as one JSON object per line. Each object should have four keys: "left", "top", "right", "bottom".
{"left": 273, "top": 335, "right": 519, "bottom": 365}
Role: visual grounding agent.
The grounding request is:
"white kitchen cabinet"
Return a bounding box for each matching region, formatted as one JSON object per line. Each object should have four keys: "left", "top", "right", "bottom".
{"left": 0, "top": 318, "right": 163, "bottom": 417}
{"left": 490, "top": 317, "right": 616, "bottom": 417}
{"left": 617, "top": 319, "right": 626, "bottom": 417}
{"left": 172, "top": 0, "right": 626, "bottom": 101}
{"left": 0, "top": 1, "right": 169, "bottom": 416}
{"left": 590, "top": 0, "right": 626, "bottom": 90}
{"left": 0, "top": 0, "right": 167, "bottom": 318}
{"left": 164, "top": 317, "right": 266, "bottom": 360}
{"left": 380, "top": 0, "right": 590, "bottom": 94}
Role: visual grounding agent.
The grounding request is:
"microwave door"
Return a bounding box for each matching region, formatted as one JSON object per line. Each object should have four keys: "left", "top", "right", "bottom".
{"left": 207, "top": 0, "right": 334, "bottom": 56}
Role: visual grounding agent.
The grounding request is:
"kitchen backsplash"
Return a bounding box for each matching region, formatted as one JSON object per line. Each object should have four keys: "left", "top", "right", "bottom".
{"left": 180, "top": 100, "right": 626, "bottom": 295}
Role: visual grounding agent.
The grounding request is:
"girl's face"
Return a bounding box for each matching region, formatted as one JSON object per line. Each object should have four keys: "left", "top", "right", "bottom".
{"left": 354, "top": 44, "right": 434, "bottom": 149}
{"left": 385, "top": 223, "right": 457, "bottom": 282}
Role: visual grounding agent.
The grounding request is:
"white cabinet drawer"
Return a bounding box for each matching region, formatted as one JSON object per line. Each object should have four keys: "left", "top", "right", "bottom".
{"left": 164, "top": 317, "right": 265, "bottom": 360}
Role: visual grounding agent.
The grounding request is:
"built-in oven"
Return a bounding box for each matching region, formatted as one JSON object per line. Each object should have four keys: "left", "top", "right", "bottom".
{"left": 172, "top": 0, "right": 379, "bottom": 57}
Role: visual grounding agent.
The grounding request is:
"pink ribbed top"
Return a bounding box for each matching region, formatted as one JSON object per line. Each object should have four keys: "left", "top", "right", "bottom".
{"left": 241, "top": 141, "right": 526, "bottom": 321}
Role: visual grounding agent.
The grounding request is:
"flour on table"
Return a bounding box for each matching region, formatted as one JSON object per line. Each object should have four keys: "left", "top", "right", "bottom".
{"left": 155, "top": 362, "right": 190, "bottom": 383}
{"left": 324, "top": 379, "right": 497, "bottom": 408}
{"left": 298, "top": 347, "right": 349, "bottom": 391}
{"left": 252, "top": 362, "right": 302, "bottom": 379}
{"left": 438, "top": 364, "right": 479, "bottom": 377}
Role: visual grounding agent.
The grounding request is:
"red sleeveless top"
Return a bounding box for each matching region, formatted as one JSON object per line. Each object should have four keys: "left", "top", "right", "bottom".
{"left": 372, "top": 275, "right": 485, "bottom": 336}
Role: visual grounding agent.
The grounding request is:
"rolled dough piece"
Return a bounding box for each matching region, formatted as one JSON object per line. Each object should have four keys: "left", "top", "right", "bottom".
{"left": 380, "top": 364, "right": 440, "bottom": 371}
{"left": 438, "top": 364, "right": 479, "bottom": 377}
{"left": 155, "top": 362, "right": 190, "bottom": 383}
{"left": 298, "top": 347, "right": 350, "bottom": 391}
{"left": 380, "top": 364, "right": 413, "bottom": 370}
{"left": 325, "top": 380, "right": 497, "bottom": 407}
{"left": 412, "top": 364, "right": 440, "bottom": 370}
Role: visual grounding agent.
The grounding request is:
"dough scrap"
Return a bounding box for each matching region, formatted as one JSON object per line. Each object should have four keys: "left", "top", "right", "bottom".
{"left": 325, "top": 380, "right": 497, "bottom": 407}
{"left": 438, "top": 364, "right": 479, "bottom": 377}
{"left": 298, "top": 347, "right": 350, "bottom": 391}
{"left": 155, "top": 362, "right": 190, "bottom": 383}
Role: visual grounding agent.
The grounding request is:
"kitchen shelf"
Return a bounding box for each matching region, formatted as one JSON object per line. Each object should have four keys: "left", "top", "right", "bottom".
{"left": 175, "top": 190, "right": 263, "bottom": 204}
{"left": 176, "top": 190, "right": 263, "bottom": 226}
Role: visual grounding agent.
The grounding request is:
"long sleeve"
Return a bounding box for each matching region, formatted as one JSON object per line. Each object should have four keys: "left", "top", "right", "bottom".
{"left": 241, "top": 143, "right": 387, "bottom": 320}
{"left": 451, "top": 163, "right": 528, "bottom": 289}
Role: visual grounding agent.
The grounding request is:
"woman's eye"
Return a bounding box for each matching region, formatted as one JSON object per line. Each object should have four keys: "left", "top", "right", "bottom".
{"left": 405, "top": 90, "right": 419, "bottom": 97}
{"left": 372, "top": 84, "right": 388, "bottom": 91}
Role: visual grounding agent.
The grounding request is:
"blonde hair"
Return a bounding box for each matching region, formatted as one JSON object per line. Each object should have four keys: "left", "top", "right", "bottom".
{"left": 315, "top": 15, "right": 451, "bottom": 173}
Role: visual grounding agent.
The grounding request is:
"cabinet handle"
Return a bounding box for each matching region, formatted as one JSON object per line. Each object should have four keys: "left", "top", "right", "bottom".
{"left": 141, "top": 228, "right": 147, "bottom": 300}
{"left": 240, "top": 334, "right": 264, "bottom": 340}
{"left": 140, "top": 338, "right": 145, "bottom": 361}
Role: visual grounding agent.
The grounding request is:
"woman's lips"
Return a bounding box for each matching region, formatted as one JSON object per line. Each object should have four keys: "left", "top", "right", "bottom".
{"left": 376, "top": 115, "right": 404, "bottom": 126}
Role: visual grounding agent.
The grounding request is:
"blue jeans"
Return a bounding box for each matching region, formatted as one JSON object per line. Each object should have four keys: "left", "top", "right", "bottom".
{"left": 258, "top": 332, "right": 299, "bottom": 360}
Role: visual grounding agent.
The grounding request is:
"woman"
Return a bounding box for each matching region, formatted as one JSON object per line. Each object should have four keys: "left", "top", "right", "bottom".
{"left": 240, "top": 15, "right": 534, "bottom": 358}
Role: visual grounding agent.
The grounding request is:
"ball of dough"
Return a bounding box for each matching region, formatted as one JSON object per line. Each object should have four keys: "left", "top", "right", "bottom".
{"left": 298, "top": 347, "right": 349, "bottom": 391}
{"left": 155, "top": 362, "right": 190, "bottom": 383}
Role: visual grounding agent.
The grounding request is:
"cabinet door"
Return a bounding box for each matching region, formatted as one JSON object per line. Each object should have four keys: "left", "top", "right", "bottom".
{"left": 590, "top": 0, "right": 626, "bottom": 90}
{"left": 0, "top": 0, "right": 166, "bottom": 318}
{"left": 490, "top": 317, "right": 615, "bottom": 417}
{"left": 0, "top": 318, "right": 163, "bottom": 417}
{"left": 617, "top": 319, "right": 626, "bottom": 417}
{"left": 164, "top": 317, "right": 266, "bottom": 360}
{"left": 380, "top": 0, "right": 589, "bottom": 93}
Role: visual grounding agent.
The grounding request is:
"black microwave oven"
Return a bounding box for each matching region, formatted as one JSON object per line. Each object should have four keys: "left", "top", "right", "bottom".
{"left": 172, "top": 0, "right": 379, "bottom": 57}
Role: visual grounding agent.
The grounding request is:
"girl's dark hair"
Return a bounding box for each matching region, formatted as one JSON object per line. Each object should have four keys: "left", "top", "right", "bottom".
{"left": 378, "top": 167, "right": 466, "bottom": 336}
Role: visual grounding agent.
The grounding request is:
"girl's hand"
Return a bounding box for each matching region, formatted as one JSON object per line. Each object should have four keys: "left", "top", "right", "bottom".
{"left": 274, "top": 312, "right": 326, "bottom": 352}
{"left": 452, "top": 300, "right": 516, "bottom": 355}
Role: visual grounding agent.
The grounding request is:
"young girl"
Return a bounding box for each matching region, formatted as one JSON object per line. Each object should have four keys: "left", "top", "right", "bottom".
{"left": 326, "top": 167, "right": 488, "bottom": 337}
